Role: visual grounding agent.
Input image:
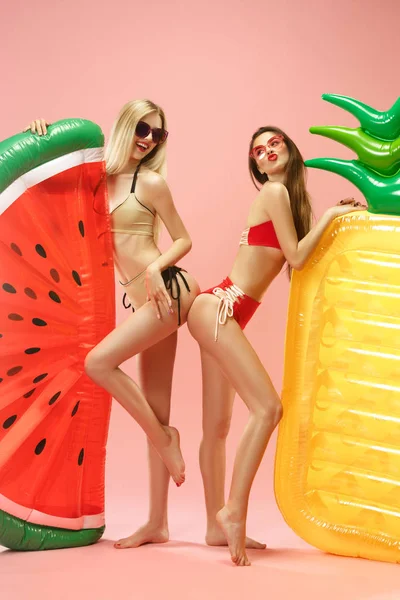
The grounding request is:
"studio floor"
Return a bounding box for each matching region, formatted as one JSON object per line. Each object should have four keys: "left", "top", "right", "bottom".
{"left": 2, "top": 500, "right": 400, "bottom": 600}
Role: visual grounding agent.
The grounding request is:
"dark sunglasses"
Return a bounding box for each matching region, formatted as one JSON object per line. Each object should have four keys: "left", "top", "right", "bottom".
{"left": 135, "top": 120, "right": 169, "bottom": 145}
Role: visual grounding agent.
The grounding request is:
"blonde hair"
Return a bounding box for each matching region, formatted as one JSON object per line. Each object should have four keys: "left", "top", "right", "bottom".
{"left": 105, "top": 99, "right": 168, "bottom": 241}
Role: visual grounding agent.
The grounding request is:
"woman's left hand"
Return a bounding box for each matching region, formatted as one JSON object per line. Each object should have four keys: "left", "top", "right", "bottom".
{"left": 145, "top": 265, "right": 173, "bottom": 320}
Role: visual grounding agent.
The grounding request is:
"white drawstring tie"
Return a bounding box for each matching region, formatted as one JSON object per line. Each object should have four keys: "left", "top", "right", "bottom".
{"left": 212, "top": 284, "right": 245, "bottom": 341}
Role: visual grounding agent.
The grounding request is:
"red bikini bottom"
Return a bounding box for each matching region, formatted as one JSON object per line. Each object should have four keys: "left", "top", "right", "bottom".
{"left": 202, "top": 276, "right": 260, "bottom": 340}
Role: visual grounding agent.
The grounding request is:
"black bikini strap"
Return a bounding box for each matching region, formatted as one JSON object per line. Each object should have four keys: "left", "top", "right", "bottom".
{"left": 130, "top": 165, "right": 140, "bottom": 194}
{"left": 130, "top": 163, "right": 156, "bottom": 216}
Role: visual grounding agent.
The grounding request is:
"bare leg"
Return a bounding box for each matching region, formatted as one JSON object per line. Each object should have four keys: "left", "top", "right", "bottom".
{"left": 188, "top": 296, "right": 282, "bottom": 566}
{"left": 200, "top": 349, "right": 266, "bottom": 551}
{"left": 115, "top": 332, "right": 177, "bottom": 549}
{"left": 85, "top": 303, "right": 185, "bottom": 484}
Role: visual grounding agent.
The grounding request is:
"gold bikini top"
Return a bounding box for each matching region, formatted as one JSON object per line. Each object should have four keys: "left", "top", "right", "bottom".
{"left": 110, "top": 166, "right": 155, "bottom": 236}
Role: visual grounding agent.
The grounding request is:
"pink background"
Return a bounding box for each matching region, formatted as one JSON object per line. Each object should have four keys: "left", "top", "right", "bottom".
{"left": 2, "top": 0, "right": 400, "bottom": 597}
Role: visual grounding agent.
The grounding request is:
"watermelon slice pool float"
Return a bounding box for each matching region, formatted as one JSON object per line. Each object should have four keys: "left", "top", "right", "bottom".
{"left": 0, "top": 120, "right": 115, "bottom": 550}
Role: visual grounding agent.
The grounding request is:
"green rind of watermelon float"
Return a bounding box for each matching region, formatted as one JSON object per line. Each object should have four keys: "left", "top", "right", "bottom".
{"left": 0, "top": 120, "right": 115, "bottom": 550}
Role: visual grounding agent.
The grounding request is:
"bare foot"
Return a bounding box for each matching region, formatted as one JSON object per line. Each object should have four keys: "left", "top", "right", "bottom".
{"left": 114, "top": 523, "right": 169, "bottom": 549}
{"left": 206, "top": 527, "right": 266, "bottom": 550}
{"left": 158, "top": 426, "right": 185, "bottom": 486}
{"left": 216, "top": 506, "right": 250, "bottom": 566}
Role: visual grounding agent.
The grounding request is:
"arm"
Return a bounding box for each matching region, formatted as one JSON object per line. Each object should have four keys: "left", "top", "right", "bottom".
{"left": 144, "top": 174, "right": 192, "bottom": 272}
{"left": 262, "top": 182, "right": 364, "bottom": 271}
{"left": 142, "top": 173, "right": 192, "bottom": 317}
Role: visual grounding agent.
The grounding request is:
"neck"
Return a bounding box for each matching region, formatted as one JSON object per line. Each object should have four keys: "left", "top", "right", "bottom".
{"left": 267, "top": 171, "right": 287, "bottom": 184}
{"left": 120, "top": 158, "right": 141, "bottom": 175}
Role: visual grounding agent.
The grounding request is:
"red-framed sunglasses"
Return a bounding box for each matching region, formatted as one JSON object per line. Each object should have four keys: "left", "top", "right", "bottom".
{"left": 249, "top": 134, "right": 284, "bottom": 160}
{"left": 135, "top": 120, "right": 169, "bottom": 145}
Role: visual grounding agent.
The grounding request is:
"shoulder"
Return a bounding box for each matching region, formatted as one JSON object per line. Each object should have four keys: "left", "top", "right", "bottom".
{"left": 260, "top": 181, "right": 289, "bottom": 202}
{"left": 139, "top": 169, "right": 169, "bottom": 196}
{"left": 259, "top": 181, "right": 289, "bottom": 204}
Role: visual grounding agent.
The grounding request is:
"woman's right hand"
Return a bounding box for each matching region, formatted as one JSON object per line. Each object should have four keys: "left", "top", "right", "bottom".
{"left": 327, "top": 197, "right": 366, "bottom": 219}
{"left": 23, "top": 119, "right": 50, "bottom": 136}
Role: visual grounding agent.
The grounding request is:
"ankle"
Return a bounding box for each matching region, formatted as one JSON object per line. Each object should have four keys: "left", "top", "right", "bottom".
{"left": 206, "top": 517, "right": 222, "bottom": 534}
{"left": 147, "top": 517, "right": 168, "bottom": 530}
{"left": 223, "top": 502, "right": 247, "bottom": 522}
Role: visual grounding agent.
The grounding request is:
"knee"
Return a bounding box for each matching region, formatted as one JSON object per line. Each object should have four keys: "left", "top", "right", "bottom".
{"left": 84, "top": 349, "right": 108, "bottom": 383}
{"left": 272, "top": 401, "right": 283, "bottom": 428}
{"left": 203, "top": 416, "right": 232, "bottom": 441}
{"left": 254, "top": 400, "right": 283, "bottom": 429}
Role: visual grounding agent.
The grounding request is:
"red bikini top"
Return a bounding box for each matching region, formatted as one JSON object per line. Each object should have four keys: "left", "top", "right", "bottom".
{"left": 240, "top": 220, "right": 281, "bottom": 250}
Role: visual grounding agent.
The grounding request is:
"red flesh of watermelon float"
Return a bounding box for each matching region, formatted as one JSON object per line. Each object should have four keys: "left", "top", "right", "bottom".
{"left": 0, "top": 120, "right": 115, "bottom": 550}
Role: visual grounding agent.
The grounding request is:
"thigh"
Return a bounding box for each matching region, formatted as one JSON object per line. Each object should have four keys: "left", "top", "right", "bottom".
{"left": 137, "top": 331, "right": 178, "bottom": 423}
{"left": 189, "top": 294, "right": 280, "bottom": 412}
{"left": 89, "top": 302, "right": 179, "bottom": 369}
{"left": 200, "top": 348, "right": 235, "bottom": 436}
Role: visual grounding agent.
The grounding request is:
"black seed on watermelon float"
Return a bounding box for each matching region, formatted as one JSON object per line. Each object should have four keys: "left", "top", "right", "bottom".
{"left": 49, "top": 291, "right": 61, "bottom": 303}
{"left": 23, "top": 389, "right": 36, "bottom": 398}
{"left": 72, "top": 271, "right": 82, "bottom": 286}
{"left": 48, "top": 391, "right": 61, "bottom": 406}
{"left": 78, "top": 449, "right": 84, "bottom": 466}
{"left": 3, "top": 415, "right": 17, "bottom": 429}
{"left": 32, "top": 318, "right": 47, "bottom": 327}
{"left": 33, "top": 373, "right": 48, "bottom": 384}
{"left": 7, "top": 366, "right": 23, "bottom": 376}
{"left": 0, "top": 334, "right": 3, "bottom": 338}
{"left": 10, "top": 243, "right": 22, "bottom": 256}
{"left": 35, "top": 244, "right": 47, "bottom": 258}
{"left": 71, "top": 401, "right": 80, "bottom": 416}
{"left": 0, "top": 378, "right": 3, "bottom": 383}
{"left": 3, "top": 283, "right": 16, "bottom": 294}
{"left": 78, "top": 221, "right": 85, "bottom": 237}
{"left": 25, "top": 288, "right": 37, "bottom": 299}
{"left": 8, "top": 314, "right": 23, "bottom": 321}
{"left": 50, "top": 269, "right": 60, "bottom": 283}
{"left": 25, "top": 347, "right": 41, "bottom": 354}
{"left": 35, "top": 439, "right": 46, "bottom": 455}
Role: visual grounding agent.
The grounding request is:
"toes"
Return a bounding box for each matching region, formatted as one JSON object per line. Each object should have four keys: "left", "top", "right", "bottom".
{"left": 114, "top": 538, "right": 133, "bottom": 549}
{"left": 237, "top": 554, "right": 250, "bottom": 567}
{"left": 254, "top": 541, "right": 266, "bottom": 550}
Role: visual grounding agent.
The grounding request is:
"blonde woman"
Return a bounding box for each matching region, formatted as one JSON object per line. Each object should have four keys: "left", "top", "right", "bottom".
{"left": 27, "top": 100, "right": 200, "bottom": 549}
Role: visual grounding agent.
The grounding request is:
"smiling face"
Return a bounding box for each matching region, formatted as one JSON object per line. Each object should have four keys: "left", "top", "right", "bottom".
{"left": 251, "top": 131, "right": 290, "bottom": 179}
{"left": 131, "top": 111, "right": 163, "bottom": 161}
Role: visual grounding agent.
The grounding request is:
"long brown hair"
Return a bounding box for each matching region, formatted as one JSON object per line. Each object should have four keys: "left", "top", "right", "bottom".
{"left": 249, "top": 126, "right": 313, "bottom": 277}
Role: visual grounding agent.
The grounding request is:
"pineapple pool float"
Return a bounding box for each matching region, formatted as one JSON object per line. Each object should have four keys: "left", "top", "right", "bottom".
{"left": 274, "top": 94, "right": 400, "bottom": 562}
{"left": 0, "top": 121, "right": 115, "bottom": 550}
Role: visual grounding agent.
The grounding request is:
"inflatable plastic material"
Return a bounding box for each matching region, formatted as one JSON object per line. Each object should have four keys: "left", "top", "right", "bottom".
{"left": 275, "top": 95, "right": 400, "bottom": 563}
{"left": 0, "top": 120, "right": 115, "bottom": 550}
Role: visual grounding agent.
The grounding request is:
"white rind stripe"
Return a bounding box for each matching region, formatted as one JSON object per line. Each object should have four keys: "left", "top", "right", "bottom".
{"left": 0, "top": 492, "right": 105, "bottom": 530}
{"left": 0, "top": 147, "right": 104, "bottom": 216}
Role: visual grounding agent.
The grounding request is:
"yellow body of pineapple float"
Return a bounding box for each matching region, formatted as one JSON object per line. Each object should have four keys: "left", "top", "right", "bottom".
{"left": 275, "top": 94, "right": 400, "bottom": 562}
